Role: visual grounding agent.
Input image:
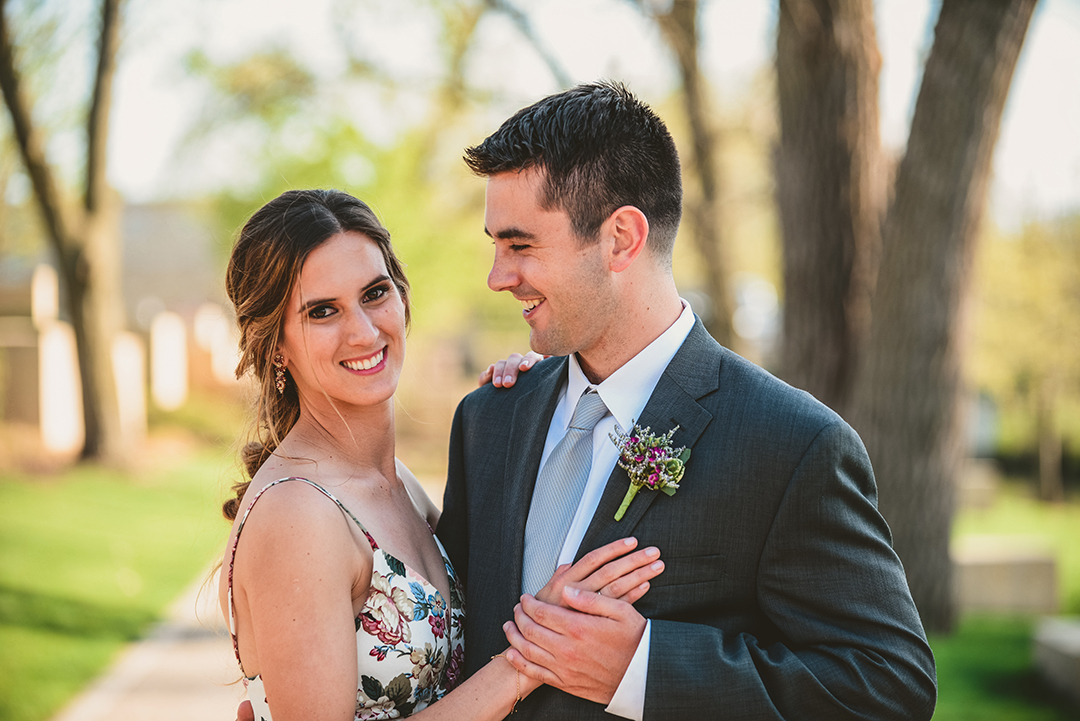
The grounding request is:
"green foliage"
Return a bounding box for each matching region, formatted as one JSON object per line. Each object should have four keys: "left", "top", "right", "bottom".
{"left": 971, "top": 215, "right": 1080, "bottom": 455}
{"left": 184, "top": 46, "right": 317, "bottom": 130}
{"left": 0, "top": 447, "right": 230, "bottom": 721}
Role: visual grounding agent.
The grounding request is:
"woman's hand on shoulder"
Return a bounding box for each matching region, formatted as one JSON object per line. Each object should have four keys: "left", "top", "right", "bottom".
{"left": 478, "top": 351, "right": 546, "bottom": 388}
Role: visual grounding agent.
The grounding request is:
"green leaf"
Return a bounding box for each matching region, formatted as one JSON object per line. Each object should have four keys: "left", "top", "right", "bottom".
{"left": 361, "top": 674, "right": 384, "bottom": 700}
{"left": 660, "top": 486, "right": 677, "bottom": 497}
{"left": 385, "top": 554, "right": 407, "bottom": 578}
{"left": 386, "top": 673, "right": 413, "bottom": 704}
{"left": 679, "top": 448, "right": 691, "bottom": 463}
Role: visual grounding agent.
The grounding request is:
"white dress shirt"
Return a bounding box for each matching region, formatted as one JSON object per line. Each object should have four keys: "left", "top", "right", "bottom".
{"left": 535, "top": 300, "right": 695, "bottom": 720}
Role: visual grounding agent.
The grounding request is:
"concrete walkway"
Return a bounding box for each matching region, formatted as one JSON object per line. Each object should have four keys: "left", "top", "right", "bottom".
{"left": 50, "top": 574, "right": 245, "bottom": 721}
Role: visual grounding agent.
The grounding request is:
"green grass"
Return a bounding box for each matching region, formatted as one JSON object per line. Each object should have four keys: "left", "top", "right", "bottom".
{"left": 930, "top": 616, "right": 1080, "bottom": 720}
{"left": 0, "top": 439, "right": 232, "bottom": 721}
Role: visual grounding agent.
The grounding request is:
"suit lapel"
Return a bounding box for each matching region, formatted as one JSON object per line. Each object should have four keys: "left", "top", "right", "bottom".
{"left": 578, "top": 321, "right": 722, "bottom": 555}
{"left": 501, "top": 357, "right": 568, "bottom": 598}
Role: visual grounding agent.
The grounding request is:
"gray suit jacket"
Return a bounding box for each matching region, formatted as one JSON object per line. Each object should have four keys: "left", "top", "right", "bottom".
{"left": 437, "top": 321, "right": 936, "bottom": 719}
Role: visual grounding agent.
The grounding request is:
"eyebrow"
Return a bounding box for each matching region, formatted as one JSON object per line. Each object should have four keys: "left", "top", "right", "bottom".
{"left": 298, "top": 274, "right": 392, "bottom": 314}
{"left": 484, "top": 225, "right": 535, "bottom": 240}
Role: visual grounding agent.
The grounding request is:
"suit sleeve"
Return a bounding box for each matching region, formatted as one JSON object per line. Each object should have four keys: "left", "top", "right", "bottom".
{"left": 643, "top": 421, "right": 937, "bottom": 720}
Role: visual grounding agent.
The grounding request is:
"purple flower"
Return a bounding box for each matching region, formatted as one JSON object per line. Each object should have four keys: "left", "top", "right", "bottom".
{"left": 446, "top": 644, "right": 465, "bottom": 690}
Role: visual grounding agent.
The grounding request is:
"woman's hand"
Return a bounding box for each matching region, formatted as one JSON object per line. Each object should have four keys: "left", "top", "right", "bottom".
{"left": 478, "top": 351, "right": 546, "bottom": 388}
{"left": 534, "top": 537, "right": 663, "bottom": 607}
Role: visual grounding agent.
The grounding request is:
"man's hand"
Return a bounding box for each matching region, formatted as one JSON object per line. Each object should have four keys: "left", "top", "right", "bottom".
{"left": 503, "top": 587, "right": 647, "bottom": 705}
{"left": 478, "top": 351, "right": 546, "bottom": 387}
{"left": 236, "top": 700, "right": 254, "bottom": 721}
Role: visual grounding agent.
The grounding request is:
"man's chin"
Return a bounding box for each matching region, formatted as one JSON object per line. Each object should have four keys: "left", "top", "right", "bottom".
{"left": 528, "top": 332, "right": 565, "bottom": 358}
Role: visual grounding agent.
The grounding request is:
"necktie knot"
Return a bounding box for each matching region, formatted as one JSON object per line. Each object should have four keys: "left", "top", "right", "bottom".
{"left": 569, "top": 390, "right": 608, "bottom": 430}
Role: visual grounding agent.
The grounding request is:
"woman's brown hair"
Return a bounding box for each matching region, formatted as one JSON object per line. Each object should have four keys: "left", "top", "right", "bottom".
{"left": 221, "top": 189, "right": 410, "bottom": 520}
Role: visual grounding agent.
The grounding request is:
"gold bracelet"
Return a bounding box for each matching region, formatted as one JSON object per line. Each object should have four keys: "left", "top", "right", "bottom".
{"left": 491, "top": 654, "right": 521, "bottom": 714}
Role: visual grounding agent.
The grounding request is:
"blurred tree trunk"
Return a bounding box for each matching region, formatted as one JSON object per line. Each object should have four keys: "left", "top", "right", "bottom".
{"left": 634, "top": 0, "right": 734, "bottom": 348}
{"left": 775, "top": 0, "right": 884, "bottom": 416}
{"left": 1036, "top": 373, "right": 1065, "bottom": 503}
{"left": 850, "top": 0, "right": 1038, "bottom": 633}
{"left": 0, "top": 0, "right": 126, "bottom": 463}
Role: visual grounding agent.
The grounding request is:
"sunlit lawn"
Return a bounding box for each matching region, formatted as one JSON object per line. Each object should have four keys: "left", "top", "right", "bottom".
{"left": 0, "top": 436, "right": 233, "bottom": 721}
{"left": 931, "top": 616, "right": 1079, "bottom": 721}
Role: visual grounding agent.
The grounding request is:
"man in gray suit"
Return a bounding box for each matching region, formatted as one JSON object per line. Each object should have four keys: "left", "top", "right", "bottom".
{"left": 436, "top": 81, "right": 936, "bottom": 719}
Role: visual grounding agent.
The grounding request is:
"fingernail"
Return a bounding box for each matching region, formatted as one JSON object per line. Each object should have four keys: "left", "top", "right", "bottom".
{"left": 645, "top": 546, "right": 659, "bottom": 558}
{"left": 503, "top": 622, "right": 510, "bottom": 632}
{"left": 494, "top": 376, "right": 502, "bottom": 385}
{"left": 565, "top": 586, "right": 580, "bottom": 598}
{"left": 651, "top": 561, "right": 664, "bottom": 570}
{"left": 623, "top": 538, "right": 636, "bottom": 546}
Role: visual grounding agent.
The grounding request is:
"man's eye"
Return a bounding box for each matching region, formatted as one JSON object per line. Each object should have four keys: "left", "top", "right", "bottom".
{"left": 509, "top": 244, "right": 530, "bottom": 252}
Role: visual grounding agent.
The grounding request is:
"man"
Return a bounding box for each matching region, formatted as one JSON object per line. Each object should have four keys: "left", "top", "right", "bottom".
{"left": 435, "top": 81, "right": 936, "bottom": 719}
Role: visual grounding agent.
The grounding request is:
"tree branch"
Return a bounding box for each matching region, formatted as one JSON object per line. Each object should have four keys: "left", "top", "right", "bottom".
{"left": 0, "top": 0, "right": 74, "bottom": 250}
{"left": 85, "top": 0, "right": 121, "bottom": 214}
{"left": 483, "top": 0, "right": 573, "bottom": 89}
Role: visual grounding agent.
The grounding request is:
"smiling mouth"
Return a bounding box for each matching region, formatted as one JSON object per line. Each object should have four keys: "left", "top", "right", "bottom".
{"left": 341, "top": 348, "right": 385, "bottom": 371}
{"left": 520, "top": 298, "right": 544, "bottom": 313}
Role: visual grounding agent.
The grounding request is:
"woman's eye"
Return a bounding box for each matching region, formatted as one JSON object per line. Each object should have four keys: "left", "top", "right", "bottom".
{"left": 308, "top": 305, "right": 335, "bottom": 319}
{"left": 364, "top": 285, "right": 389, "bottom": 303}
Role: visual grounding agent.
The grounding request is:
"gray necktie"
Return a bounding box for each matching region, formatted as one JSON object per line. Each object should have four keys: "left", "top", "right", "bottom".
{"left": 521, "top": 390, "right": 609, "bottom": 596}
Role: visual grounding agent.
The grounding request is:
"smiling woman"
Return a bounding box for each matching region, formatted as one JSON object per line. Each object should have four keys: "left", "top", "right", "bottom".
{"left": 214, "top": 188, "right": 663, "bottom": 721}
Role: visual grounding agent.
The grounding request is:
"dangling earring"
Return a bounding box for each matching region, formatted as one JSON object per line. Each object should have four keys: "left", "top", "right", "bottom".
{"left": 273, "top": 354, "right": 287, "bottom": 395}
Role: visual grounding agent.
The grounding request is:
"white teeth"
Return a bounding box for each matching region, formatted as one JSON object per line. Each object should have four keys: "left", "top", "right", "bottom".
{"left": 343, "top": 349, "right": 384, "bottom": 371}
{"left": 520, "top": 298, "right": 542, "bottom": 311}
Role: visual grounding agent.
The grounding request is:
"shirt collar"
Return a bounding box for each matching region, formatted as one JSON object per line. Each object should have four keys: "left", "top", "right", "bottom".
{"left": 565, "top": 300, "right": 696, "bottom": 433}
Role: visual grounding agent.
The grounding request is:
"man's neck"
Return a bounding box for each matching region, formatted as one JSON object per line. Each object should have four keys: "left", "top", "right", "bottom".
{"left": 575, "top": 292, "right": 683, "bottom": 383}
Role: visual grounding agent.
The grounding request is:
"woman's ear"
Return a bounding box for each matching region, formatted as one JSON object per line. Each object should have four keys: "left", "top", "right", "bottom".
{"left": 606, "top": 205, "right": 649, "bottom": 273}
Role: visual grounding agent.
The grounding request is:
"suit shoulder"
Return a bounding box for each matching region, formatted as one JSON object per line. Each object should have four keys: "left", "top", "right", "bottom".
{"left": 458, "top": 355, "right": 565, "bottom": 414}
{"left": 712, "top": 347, "right": 849, "bottom": 437}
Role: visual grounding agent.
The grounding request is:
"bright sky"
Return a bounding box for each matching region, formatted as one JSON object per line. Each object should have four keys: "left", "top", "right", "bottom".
{"left": 107, "top": 0, "right": 1080, "bottom": 228}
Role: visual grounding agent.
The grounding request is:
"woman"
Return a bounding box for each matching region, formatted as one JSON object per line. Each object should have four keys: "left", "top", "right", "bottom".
{"left": 217, "top": 189, "right": 663, "bottom": 720}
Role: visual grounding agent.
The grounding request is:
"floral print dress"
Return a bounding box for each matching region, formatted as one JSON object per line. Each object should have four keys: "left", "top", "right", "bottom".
{"left": 227, "top": 478, "right": 466, "bottom": 720}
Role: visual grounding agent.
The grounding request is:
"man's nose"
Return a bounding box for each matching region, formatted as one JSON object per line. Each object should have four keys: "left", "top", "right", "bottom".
{"left": 487, "top": 247, "right": 518, "bottom": 293}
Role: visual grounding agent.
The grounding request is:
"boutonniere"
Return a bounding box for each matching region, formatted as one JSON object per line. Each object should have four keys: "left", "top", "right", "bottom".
{"left": 608, "top": 422, "right": 690, "bottom": 521}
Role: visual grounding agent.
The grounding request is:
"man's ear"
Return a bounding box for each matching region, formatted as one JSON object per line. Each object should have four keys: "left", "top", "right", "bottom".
{"left": 606, "top": 206, "right": 649, "bottom": 273}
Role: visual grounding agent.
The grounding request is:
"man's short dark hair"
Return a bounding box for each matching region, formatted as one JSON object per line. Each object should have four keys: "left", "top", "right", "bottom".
{"left": 464, "top": 80, "right": 682, "bottom": 259}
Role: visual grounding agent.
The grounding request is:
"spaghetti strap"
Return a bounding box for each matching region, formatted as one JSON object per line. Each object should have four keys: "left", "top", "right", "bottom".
{"left": 225, "top": 477, "right": 377, "bottom": 674}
